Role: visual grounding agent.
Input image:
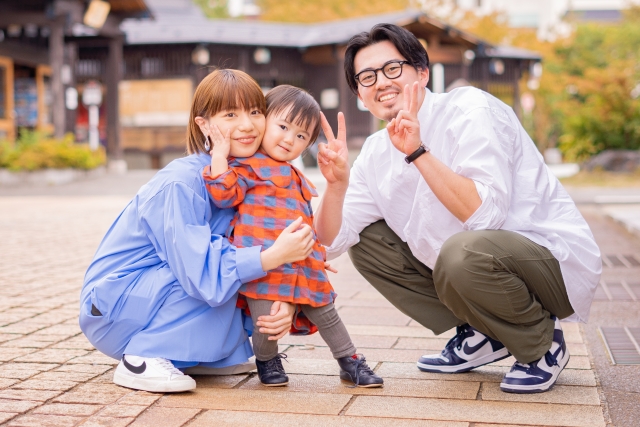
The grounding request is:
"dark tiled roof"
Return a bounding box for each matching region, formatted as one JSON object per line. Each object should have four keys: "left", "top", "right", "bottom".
{"left": 565, "top": 9, "right": 622, "bottom": 23}
{"left": 121, "top": 0, "right": 540, "bottom": 61}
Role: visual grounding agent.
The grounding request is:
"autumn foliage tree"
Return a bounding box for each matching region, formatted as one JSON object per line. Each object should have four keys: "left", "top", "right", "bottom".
{"left": 195, "top": 1, "right": 640, "bottom": 161}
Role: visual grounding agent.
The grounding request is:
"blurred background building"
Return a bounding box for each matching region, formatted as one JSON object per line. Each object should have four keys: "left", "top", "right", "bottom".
{"left": 1, "top": 0, "right": 543, "bottom": 169}
{"left": 437, "top": 0, "right": 637, "bottom": 39}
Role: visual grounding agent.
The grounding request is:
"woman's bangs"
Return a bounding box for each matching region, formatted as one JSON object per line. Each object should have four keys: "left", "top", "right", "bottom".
{"left": 211, "top": 73, "right": 266, "bottom": 115}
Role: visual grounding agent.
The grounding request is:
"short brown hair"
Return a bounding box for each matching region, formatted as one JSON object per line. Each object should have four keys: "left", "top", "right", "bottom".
{"left": 266, "top": 85, "right": 321, "bottom": 145}
{"left": 186, "top": 69, "right": 266, "bottom": 154}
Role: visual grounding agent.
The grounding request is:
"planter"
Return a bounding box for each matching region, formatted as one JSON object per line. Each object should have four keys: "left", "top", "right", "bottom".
{"left": 0, "top": 166, "right": 106, "bottom": 186}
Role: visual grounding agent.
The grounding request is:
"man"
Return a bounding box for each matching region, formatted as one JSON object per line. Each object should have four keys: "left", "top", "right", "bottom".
{"left": 315, "top": 23, "right": 601, "bottom": 394}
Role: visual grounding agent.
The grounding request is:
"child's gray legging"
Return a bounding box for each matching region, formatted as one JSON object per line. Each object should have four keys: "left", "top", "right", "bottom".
{"left": 246, "top": 298, "right": 357, "bottom": 361}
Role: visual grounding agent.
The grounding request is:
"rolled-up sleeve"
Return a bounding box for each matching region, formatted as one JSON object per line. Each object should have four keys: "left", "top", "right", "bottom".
{"left": 325, "top": 158, "right": 383, "bottom": 260}
{"left": 448, "top": 106, "right": 515, "bottom": 231}
{"left": 139, "top": 181, "right": 266, "bottom": 307}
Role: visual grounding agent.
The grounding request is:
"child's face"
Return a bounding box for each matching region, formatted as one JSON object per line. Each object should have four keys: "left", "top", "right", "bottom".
{"left": 201, "top": 107, "right": 265, "bottom": 158}
{"left": 261, "top": 107, "right": 315, "bottom": 162}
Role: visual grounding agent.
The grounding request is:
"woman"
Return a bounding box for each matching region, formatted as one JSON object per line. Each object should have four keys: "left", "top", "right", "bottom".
{"left": 79, "top": 69, "right": 315, "bottom": 393}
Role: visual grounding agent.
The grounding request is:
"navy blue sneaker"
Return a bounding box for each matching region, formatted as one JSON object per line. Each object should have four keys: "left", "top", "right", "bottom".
{"left": 500, "top": 316, "right": 570, "bottom": 393}
{"left": 417, "top": 324, "right": 511, "bottom": 373}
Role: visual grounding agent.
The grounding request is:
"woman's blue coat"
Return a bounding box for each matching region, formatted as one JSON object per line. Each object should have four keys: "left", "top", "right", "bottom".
{"left": 79, "top": 153, "right": 266, "bottom": 367}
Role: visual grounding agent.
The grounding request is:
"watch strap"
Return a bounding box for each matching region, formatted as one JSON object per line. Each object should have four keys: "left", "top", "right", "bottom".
{"left": 405, "top": 144, "right": 429, "bottom": 164}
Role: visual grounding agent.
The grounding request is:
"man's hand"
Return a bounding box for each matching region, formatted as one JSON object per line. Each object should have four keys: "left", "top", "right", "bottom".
{"left": 257, "top": 301, "right": 295, "bottom": 340}
{"left": 318, "top": 112, "right": 350, "bottom": 188}
{"left": 387, "top": 82, "right": 423, "bottom": 156}
{"left": 260, "top": 217, "right": 314, "bottom": 272}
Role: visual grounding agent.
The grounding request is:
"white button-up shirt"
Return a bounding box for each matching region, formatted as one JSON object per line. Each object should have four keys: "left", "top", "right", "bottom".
{"left": 326, "top": 87, "right": 602, "bottom": 322}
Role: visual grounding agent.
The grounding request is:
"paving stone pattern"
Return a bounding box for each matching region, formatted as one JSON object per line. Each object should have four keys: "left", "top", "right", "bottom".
{"left": 0, "top": 196, "right": 607, "bottom": 426}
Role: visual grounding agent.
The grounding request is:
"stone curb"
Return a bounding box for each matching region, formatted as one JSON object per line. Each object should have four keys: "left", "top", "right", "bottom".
{"left": 0, "top": 167, "right": 106, "bottom": 187}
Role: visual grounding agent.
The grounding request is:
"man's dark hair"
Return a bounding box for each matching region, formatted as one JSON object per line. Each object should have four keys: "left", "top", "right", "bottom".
{"left": 344, "top": 23, "right": 430, "bottom": 94}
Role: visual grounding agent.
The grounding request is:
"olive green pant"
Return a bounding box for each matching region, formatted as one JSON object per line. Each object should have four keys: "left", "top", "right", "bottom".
{"left": 348, "top": 220, "right": 574, "bottom": 363}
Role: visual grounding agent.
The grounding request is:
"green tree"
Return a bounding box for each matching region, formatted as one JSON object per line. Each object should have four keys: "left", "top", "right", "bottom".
{"left": 194, "top": 0, "right": 229, "bottom": 19}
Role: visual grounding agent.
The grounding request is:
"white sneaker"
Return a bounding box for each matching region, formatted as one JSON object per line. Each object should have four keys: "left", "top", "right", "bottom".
{"left": 500, "top": 316, "right": 570, "bottom": 393}
{"left": 417, "top": 324, "right": 511, "bottom": 373}
{"left": 113, "top": 355, "right": 196, "bottom": 393}
{"left": 182, "top": 359, "right": 256, "bottom": 376}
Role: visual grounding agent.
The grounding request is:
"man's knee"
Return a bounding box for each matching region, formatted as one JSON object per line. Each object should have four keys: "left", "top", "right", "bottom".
{"left": 435, "top": 231, "right": 495, "bottom": 293}
{"left": 348, "top": 220, "right": 403, "bottom": 272}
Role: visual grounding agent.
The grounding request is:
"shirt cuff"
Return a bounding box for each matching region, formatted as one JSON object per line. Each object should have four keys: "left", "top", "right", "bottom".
{"left": 325, "top": 221, "right": 357, "bottom": 261}
{"left": 235, "top": 246, "right": 267, "bottom": 283}
{"left": 463, "top": 180, "right": 493, "bottom": 230}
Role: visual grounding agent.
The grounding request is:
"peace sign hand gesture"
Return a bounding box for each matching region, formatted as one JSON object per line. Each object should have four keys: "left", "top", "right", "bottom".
{"left": 318, "top": 112, "right": 350, "bottom": 188}
{"left": 386, "top": 82, "right": 423, "bottom": 156}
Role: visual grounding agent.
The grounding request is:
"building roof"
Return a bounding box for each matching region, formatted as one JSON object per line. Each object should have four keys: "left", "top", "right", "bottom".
{"left": 122, "top": 0, "right": 480, "bottom": 48}
{"left": 565, "top": 9, "right": 623, "bottom": 23}
{"left": 484, "top": 45, "right": 542, "bottom": 61}
{"left": 121, "top": 0, "right": 541, "bottom": 61}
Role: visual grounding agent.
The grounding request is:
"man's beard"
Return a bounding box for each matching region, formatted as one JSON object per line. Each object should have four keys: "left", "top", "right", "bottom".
{"left": 382, "top": 106, "right": 401, "bottom": 122}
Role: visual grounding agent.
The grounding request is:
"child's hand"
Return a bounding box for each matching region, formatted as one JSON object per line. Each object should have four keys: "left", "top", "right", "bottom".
{"left": 208, "top": 124, "right": 231, "bottom": 159}
{"left": 208, "top": 125, "right": 231, "bottom": 176}
{"left": 324, "top": 262, "right": 338, "bottom": 273}
{"left": 256, "top": 301, "right": 295, "bottom": 340}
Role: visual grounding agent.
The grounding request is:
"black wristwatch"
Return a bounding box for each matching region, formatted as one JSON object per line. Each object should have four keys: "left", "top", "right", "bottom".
{"left": 405, "top": 144, "right": 429, "bottom": 164}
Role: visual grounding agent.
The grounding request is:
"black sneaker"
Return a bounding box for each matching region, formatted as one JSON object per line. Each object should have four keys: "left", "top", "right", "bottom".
{"left": 417, "top": 324, "right": 511, "bottom": 373}
{"left": 500, "top": 316, "right": 570, "bottom": 394}
{"left": 337, "top": 354, "right": 383, "bottom": 388}
{"left": 255, "top": 354, "right": 288, "bottom": 387}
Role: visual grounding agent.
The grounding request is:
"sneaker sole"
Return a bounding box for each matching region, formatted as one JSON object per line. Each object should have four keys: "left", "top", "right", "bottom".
{"left": 113, "top": 371, "right": 196, "bottom": 393}
{"left": 500, "top": 352, "right": 571, "bottom": 394}
{"left": 417, "top": 348, "right": 511, "bottom": 373}
{"left": 341, "top": 379, "right": 384, "bottom": 388}
{"left": 182, "top": 361, "right": 256, "bottom": 376}
{"left": 260, "top": 381, "right": 289, "bottom": 387}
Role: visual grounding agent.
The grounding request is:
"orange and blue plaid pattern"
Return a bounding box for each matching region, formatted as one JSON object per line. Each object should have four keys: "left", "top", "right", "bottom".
{"left": 202, "top": 152, "right": 336, "bottom": 335}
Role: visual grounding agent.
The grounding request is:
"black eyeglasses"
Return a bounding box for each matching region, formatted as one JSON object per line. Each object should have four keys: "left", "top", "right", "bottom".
{"left": 354, "top": 60, "right": 410, "bottom": 87}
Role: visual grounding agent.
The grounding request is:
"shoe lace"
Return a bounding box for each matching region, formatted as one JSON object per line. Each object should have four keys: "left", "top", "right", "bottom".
{"left": 265, "top": 353, "right": 288, "bottom": 374}
{"left": 347, "top": 355, "right": 375, "bottom": 388}
{"left": 155, "top": 358, "right": 184, "bottom": 376}
{"left": 445, "top": 324, "right": 470, "bottom": 352}
{"left": 513, "top": 350, "right": 558, "bottom": 374}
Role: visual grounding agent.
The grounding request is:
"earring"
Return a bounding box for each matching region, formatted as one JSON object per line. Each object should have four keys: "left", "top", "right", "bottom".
{"left": 204, "top": 135, "right": 211, "bottom": 151}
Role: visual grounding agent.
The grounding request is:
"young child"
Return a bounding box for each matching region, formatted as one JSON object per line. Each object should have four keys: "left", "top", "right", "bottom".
{"left": 201, "top": 85, "right": 383, "bottom": 388}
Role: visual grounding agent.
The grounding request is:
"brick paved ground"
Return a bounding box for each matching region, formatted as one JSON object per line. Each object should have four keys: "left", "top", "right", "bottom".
{"left": 0, "top": 186, "right": 612, "bottom": 426}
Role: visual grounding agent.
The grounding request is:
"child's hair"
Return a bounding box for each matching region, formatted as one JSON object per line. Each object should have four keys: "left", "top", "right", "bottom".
{"left": 266, "top": 85, "right": 321, "bottom": 145}
{"left": 187, "top": 69, "right": 267, "bottom": 154}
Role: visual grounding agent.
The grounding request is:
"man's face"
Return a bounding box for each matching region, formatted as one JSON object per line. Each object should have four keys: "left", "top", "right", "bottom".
{"left": 354, "top": 40, "right": 430, "bottom": 122}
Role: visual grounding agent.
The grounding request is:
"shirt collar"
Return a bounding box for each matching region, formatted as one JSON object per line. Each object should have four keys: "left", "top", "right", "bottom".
{"left": 419, "top": 88, "right": 434, "bottom": 120}
{"left": 196, "top": 152, "right": 212, "bottom": 168}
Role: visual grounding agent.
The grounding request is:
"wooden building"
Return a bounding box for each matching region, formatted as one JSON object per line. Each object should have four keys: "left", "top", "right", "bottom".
{"left": 0, "top": 0, "right": 149, "bottom": 162}
{"left": 2, "top": 0, "right": 541, "bottom": 169}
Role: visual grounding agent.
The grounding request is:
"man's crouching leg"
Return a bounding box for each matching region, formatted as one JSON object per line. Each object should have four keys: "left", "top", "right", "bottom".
{"left": 431, "top": 230, "right": 574, "bottom": 393}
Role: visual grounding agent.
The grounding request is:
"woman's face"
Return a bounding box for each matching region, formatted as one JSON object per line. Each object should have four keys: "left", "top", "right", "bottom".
{"left": 199, "top": 107, "right": 266, "bottom": 158}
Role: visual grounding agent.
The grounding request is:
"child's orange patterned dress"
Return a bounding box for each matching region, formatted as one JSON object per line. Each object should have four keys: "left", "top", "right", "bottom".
{"left": 202, "top": 152, "right": 336, "bottom": 335}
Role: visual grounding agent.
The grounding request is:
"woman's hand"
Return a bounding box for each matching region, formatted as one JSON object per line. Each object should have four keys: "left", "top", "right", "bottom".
{"left": 318, "top": 112, "right": 350, "bottom": 189}
{"left": 260, "top": 217, "right": 314, "bottom": 271}
{"left": 386, "top": 82, "right": 423, "bottom": 156}
{"left": 256, "top": 301, "right": 295, "bottom": 340}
